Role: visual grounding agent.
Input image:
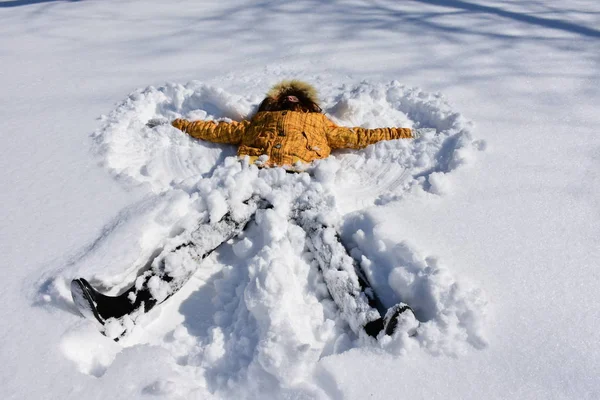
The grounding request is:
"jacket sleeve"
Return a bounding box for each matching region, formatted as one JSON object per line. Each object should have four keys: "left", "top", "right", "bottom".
{"left": 324, "top": 117, "right": 413, "bottom": 149}
{"left": 171, "top": 118, "right": 249, "bottom": 145}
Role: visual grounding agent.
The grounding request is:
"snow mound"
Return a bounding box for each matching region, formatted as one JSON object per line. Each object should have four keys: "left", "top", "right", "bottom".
{"left": 42, "top": 80, "right": 486, "bottom": 398}
{"left": 343, "top": 216, "right": 487, "bottom": 354}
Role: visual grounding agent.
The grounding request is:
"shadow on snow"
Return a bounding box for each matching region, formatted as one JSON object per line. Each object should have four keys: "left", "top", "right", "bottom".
{"left": 0, "top": 0, "right": 81, "bottom": 8}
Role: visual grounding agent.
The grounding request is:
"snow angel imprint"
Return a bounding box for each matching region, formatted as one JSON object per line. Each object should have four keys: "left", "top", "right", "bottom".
{"left": 71, "top": 80, "right": 421, "bottom": 340}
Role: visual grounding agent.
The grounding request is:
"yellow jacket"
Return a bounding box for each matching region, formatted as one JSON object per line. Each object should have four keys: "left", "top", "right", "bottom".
{"left": 172, "top": 110, "right": 413, "bottom": 167}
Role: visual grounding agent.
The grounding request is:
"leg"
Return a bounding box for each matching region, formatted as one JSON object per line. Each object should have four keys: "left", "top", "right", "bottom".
{"left": 71, "top": 196, "right": 267, "bottom": 331}
{"left": 292, "top": 210, "right": 379, "bottom": 336}
{"left": 292, "top": 195, "right": 416, "bottom": 338}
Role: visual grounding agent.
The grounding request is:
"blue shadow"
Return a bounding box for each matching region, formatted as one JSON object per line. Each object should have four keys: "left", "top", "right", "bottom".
{"left": 0, "top": 0, "right": 81, "bottom": 8}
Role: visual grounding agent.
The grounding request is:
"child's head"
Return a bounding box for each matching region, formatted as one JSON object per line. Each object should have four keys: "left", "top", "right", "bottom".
{"left": 257, "top": 80, "right": 322, "bottom": 113}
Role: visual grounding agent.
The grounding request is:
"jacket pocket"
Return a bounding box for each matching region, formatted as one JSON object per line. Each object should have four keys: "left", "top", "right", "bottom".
{"left": 239, "top": 145, "right": 267, "bottom": 157}
{"left": 302, "top": 132, "right": 323, "bottom": 157}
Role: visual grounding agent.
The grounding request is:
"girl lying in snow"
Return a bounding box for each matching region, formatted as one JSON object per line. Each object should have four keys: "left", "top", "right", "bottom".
{"left": 71, "top": 80, "right": 420, "bottom": 340}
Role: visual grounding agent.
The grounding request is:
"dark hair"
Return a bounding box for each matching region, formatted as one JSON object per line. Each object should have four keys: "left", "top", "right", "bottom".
{"left": 256, "top": 90, "right": 322, "bottom": 114}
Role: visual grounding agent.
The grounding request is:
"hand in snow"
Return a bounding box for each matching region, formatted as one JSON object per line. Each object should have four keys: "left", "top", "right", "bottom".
{"left": 412, "top": 128, "right": 437, "bottom": 138}
{"left": 146, "top": 118, "right": 169, "bottom": 128}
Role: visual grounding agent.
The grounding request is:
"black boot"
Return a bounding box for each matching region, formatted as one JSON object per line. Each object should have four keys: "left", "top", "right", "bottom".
{"left": 71, "top": 277, "right": 157, "bottom": 324}
{"left": 363, "top": 303, "right": 419, "bottom": 338}
{"left": 383, "top": 303, "right": 419, "bottom": 336}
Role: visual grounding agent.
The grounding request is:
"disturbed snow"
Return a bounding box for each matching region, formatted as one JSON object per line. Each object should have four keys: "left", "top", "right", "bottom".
{"left": 40, "top": 80, "right": 486, "bottom": 398}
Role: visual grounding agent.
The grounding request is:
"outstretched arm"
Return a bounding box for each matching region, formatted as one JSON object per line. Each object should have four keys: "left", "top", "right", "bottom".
{"left": 171, "top": 118, "right": 249, "bottom": 145}
{"left": 325, "top": 117, "right": 413, "bottom": 149}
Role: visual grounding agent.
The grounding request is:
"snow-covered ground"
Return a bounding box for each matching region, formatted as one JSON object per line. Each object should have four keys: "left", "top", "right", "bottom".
{"left": 1, "top": 1, "right": 599, "bottom": 399}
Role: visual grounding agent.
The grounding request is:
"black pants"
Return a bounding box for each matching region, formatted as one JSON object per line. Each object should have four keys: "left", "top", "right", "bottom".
{"left": 90, "top": 195, "right": 386, "bottom": 337}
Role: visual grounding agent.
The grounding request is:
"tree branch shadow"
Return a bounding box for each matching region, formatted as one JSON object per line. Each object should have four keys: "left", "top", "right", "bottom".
{"left": 0, "top": 0, "right": 81, "bottom": 8}
{"left": 408, "top": 0, "right": 600, "bottom": 38}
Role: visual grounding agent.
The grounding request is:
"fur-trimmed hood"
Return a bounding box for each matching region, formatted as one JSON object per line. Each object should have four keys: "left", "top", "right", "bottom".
{"left": 265, "top": 80, "right": 320, "bottom": 105}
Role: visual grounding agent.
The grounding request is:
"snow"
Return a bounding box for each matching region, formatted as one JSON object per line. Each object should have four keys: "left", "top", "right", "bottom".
{"left": 2, "top": 0, "right": 600, "bottom": 399}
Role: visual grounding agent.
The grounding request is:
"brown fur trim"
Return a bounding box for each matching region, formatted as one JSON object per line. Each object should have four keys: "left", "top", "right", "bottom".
{"left": 266, "top": 80, "right": 320, "bottom": 105}
{"left": 257, "top": 80, "right": 322, "bottom": 114}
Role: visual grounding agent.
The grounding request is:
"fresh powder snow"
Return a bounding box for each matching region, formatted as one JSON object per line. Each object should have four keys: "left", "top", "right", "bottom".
{"left": 1, "top": 1, "right": 599, "bottom": 400}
